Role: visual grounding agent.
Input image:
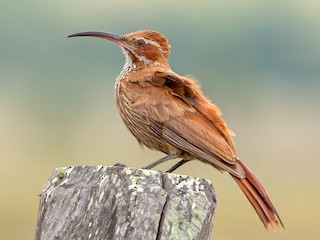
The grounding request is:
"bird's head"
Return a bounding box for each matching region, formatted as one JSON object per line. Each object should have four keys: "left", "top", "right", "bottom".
{"left": 68, "top": 30, "right": 171, "bottom": 70}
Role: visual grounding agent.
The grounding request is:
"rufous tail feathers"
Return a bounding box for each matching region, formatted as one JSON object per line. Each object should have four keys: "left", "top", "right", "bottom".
{"left": 232, "top": 160, "right": 284, "bottom": 229}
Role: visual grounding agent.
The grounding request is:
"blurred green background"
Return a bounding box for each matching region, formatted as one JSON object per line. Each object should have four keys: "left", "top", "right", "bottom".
{"left": 1, "top": 0, "right": 319, "bottom": 239}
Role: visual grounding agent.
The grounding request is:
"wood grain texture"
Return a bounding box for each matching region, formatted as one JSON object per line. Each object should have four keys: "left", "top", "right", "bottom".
{"left": 35, "top": 166, "right": 216, "bottom": 240}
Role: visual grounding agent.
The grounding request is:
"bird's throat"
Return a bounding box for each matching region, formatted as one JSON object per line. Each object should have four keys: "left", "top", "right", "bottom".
{"left": 121, "top": 48, "right": 136, "bottom": 72}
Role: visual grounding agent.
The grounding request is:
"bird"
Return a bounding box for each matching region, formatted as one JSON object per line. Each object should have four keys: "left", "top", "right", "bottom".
{"left": 68, "top": 30, "right": 284, "bottom": 229}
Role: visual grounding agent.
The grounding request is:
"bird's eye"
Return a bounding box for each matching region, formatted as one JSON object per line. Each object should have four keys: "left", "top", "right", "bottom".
{"left": 136, "top": 39, "right": 146, "bottom": 47}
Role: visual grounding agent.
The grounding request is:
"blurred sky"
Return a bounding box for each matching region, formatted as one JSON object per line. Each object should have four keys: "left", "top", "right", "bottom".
{"left": 1, "top": 1, "right": 320, "bottom": 239}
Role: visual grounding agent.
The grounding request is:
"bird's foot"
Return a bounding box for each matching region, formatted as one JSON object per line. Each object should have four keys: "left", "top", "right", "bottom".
{"left": 113, "top": 163, "right": 127, "bottom": 168}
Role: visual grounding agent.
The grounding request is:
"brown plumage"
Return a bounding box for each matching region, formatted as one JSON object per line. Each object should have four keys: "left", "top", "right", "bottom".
{"left": 68, "top": 30, "right": 284, "bottom": 229}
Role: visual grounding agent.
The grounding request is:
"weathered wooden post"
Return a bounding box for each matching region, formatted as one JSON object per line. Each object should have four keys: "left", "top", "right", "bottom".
{"left": 35, "top": 165, "right": 216, "bottom": 240}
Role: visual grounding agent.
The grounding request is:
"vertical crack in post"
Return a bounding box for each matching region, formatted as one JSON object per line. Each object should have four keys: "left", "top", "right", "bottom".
{"left": 155, "top": 173, "right": 170, "bottom": 240}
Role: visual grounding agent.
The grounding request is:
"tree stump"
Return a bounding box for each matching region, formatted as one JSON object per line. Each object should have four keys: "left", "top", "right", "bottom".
{"left": 35, "top": 165, "right": 216, "bottom": 240}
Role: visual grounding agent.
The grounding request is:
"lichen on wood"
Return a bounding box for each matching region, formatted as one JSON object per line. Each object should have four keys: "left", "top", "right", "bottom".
{"left": 35, "top": 165, "right": 216, "bottom": 240}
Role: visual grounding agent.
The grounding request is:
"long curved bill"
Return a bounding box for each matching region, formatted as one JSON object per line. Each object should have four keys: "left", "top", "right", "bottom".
{"left": 67, "top": 31, "right": 134, "bottom": 52}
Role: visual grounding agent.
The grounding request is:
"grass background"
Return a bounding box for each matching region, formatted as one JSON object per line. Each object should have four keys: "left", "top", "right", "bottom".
{"left": 1, "top": 1, "right": 319, "bottom": 239}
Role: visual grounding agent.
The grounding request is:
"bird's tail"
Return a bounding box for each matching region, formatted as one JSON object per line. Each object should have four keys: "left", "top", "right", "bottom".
{"left": 231, "top": 159, "right": 284, "bottom": 229}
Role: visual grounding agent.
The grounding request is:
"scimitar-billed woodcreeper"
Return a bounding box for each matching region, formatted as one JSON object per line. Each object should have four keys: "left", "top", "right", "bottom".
{"left": 68, "top": 30, "right": 284, "bottom": 229}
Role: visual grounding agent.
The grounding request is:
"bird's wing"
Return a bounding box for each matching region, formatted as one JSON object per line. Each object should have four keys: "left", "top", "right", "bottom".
{"left": 131, "top": 71, "right": 245, "bottom": 178}
{"left": 153, "top": 71, "right": 236, "bottom": 151}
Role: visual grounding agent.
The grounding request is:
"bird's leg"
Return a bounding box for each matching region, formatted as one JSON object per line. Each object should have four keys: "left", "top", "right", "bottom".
{"left": 142, "top": 153, "right": 180, "bottom": 170}
{"left": 113, "top": 163, "right": 127, "bottom": 168}
{"left": 165, "top": 159, "right": 188, "bottom": 173}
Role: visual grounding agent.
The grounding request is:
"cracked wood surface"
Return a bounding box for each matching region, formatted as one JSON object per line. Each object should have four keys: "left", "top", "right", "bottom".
{"left": 35, "top": 165, "right": 216, "bottom": 240}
